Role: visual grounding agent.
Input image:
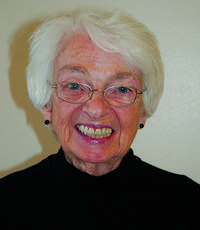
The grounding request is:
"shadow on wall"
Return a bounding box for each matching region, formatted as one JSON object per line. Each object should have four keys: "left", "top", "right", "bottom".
{"left": 0, "top": 20, "right": 60, "bottom": 178}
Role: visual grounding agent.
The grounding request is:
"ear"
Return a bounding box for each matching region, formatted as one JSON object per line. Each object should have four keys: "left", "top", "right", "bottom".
{"left": 43, "top": 101, "right": 52, "bottom": 123}
{"left": 139, "top": 111, "right": 147, "bottom": 128}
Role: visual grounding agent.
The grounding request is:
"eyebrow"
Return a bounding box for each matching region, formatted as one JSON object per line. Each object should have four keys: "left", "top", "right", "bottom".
{"left": 57, "top": 65, "right": 139, "bottom": 81}
{"left": 57, "top": 65, "right": 89, "bottom": 76}
{"left": 108, "top": 72, "right": 139, "bottom": 82}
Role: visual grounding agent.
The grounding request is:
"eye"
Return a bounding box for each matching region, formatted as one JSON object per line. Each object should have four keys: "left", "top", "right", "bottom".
{"left": 117, "top": 87, "right": 129, "bottom": 93}
{"left": 68, "top": 82, "right": 80, "bottom": 90}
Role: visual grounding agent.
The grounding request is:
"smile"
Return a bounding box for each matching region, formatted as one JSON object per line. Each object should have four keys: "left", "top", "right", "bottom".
{"left": 76, "top": 125, "right": 113, "bottom": 139}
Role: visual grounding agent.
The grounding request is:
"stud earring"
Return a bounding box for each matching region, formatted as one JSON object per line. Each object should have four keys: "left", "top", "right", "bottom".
{"left": 139, "top": 123, "right": 144, "bottom": 129}
{"left": 44, "top": 120, "right": 50, "bottom": 125}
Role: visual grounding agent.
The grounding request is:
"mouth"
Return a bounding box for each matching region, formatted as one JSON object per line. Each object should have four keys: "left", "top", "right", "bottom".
{"left": 76, "top": 125, "right": 114, "bottom": 139}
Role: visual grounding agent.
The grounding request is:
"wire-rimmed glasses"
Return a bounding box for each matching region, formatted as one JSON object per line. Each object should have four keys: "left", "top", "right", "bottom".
{"left": 48, "top": 81, "right": 145, "bottom": 107}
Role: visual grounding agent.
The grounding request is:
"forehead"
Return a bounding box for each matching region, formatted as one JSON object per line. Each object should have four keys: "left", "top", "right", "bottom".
{"left": 54, "top": 33, "right": 132, "bottom": 76}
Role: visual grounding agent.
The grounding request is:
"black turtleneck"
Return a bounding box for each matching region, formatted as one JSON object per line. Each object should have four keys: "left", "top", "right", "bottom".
{"left": 1, "top": 148, "right": 200, "bottom": 229}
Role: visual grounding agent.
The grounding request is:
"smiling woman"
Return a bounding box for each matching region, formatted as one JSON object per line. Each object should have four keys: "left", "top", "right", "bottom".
{"left": 1, "top": 7, "right": 200, "bottom": 230}
{"left": 43, "top": 32, "right": 146, "bottom": 175}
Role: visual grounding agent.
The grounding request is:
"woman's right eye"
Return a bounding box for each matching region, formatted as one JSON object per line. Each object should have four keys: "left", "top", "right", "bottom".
{"left": 117, "top": 87, "right": 129, "bottom": 93}
{"left": 68, "top": 83, "right": 80, "bottom": 90}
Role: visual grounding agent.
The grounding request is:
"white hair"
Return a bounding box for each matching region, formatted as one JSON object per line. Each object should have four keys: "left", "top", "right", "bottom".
{"left": 26, "top": 8, "right": 164, "bottom": 117}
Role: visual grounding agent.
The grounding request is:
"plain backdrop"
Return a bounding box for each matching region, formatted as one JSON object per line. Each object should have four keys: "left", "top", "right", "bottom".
{"left": 0, "top": 0, "right": 199, "bottom": 183}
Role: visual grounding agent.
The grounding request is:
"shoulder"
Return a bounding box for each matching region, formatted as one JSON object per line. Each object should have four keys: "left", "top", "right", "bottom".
{"left": 135, "top": 155, "right": 199, "bottom": 186}
{"left": 132, "top": 154, "right": 200, "bottom": 201}
{"left": 130, "top": 155, "right": 200, "bottom": 226}
{"left": 0, "top": 153, "right": 57, "bottom": 189}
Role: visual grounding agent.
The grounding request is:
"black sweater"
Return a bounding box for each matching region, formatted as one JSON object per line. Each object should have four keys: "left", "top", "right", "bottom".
{"left": 1, "top": 148, "right": 200, "bottom": 229}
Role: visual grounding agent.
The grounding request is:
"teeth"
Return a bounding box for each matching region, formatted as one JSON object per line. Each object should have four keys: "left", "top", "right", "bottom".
{"left": 88, "top": 128, "right": 94, "bottom": 135}
{"left": 77, "top": 125, "right": 113, "bottom": 139}
{"left": 95, "top": 129, "right": 101, "bottom": 136}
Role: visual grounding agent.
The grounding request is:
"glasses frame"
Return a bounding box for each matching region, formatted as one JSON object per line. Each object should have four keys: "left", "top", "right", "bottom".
{"left": 48, "top": 81, "right": 146, "bottom": 107}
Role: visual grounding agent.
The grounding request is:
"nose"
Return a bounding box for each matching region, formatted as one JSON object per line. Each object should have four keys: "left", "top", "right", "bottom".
{"left": 82, "top": 90, "right": 109, "bottom": 120}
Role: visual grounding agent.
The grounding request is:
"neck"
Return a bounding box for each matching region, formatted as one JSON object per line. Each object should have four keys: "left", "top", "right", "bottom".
{"left": 64, "top": 152, "right": 123, "bottom": 176}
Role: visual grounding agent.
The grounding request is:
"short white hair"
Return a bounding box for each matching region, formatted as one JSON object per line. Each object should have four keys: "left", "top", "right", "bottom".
{"left": 26, "top": 8, "right": 164, "bottom": 117}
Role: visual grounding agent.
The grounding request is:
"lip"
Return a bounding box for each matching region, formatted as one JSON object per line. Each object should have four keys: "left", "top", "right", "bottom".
{"left": 75, "top": 123, "right": 115, "bottom": 144}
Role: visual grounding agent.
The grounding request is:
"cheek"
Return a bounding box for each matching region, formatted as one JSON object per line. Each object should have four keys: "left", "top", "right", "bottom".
{"left": 120, "top": 112, "right": 138, "bottom": 134}
{"left": 51, "top": 95, "right": 77, "bottom": 141}
{"left": 117, "top": 105, "right": 142, "bottom": 143}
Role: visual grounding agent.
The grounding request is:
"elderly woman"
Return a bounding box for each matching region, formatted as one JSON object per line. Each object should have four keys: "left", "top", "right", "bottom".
{"left": 1, "top": 8, "right": 200, "bottom": 229}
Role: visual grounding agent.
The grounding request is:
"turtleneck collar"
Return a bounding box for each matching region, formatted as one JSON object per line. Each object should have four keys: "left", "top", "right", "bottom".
{"left": 52, "top": 148, "right": 138, "bottom": 196}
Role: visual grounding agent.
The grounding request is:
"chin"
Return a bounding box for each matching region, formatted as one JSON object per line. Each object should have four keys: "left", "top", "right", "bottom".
{"left": 77, "top": 149, "right": 113, "bottom": 163}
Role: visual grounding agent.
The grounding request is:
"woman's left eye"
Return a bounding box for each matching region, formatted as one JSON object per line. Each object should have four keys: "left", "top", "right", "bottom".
{"left": 68, "top": 83, "right": 80, "bottom": 90}
{"left": 117, "top": 87, "right": 129, "bottom": 93}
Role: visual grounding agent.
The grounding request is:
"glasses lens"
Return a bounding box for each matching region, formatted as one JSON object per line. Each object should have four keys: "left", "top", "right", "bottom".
{"left": 105, "top": 86, "right": 137, "bottom": 106}
{"left": 57, "top": 82, "right": 91, "bottom": 103}
{"left": 55, "top": 81, "right": 140, "bottom": 107}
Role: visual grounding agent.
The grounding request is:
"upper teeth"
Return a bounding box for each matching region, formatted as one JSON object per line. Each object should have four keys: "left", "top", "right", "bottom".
{"left": 77, "top": 125, "right": 113, "bottom": 139}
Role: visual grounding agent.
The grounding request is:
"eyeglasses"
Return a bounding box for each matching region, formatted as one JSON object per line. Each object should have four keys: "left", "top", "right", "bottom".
{"left": 48, "top": 81, "right": 145, "bottom": 107}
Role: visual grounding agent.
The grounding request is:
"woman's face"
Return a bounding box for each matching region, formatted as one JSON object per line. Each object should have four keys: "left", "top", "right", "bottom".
{"left": 44, "top": 33, "right": 146, "bottom": 168}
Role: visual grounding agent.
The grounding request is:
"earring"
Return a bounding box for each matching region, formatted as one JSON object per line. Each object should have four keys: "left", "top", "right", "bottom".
{"left": 44, "top": 120, "right": 50, "bottom": 125}
{"left": 139, "top": 123, "right": 144, "bottom": 129}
